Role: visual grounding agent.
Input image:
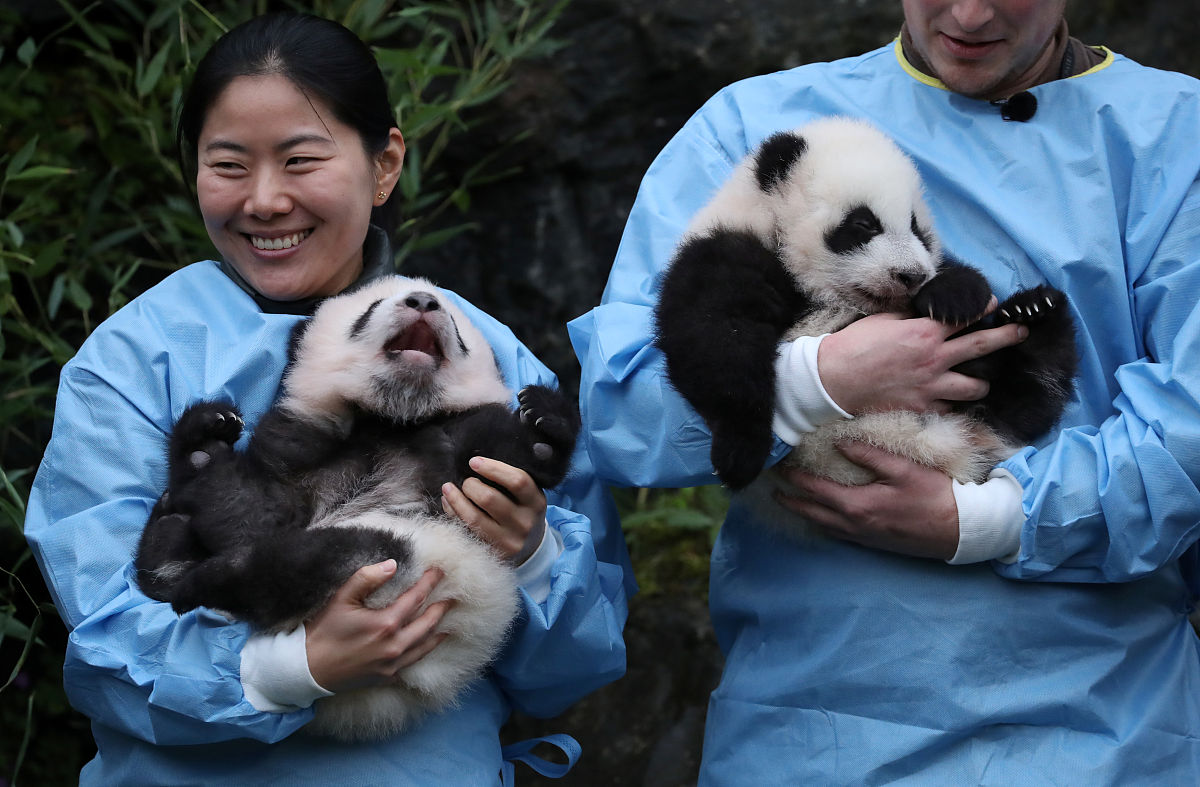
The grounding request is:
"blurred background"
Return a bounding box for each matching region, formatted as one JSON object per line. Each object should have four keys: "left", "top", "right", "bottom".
{"left": 2, "top": 1, "right": 1197, "bottom": 784}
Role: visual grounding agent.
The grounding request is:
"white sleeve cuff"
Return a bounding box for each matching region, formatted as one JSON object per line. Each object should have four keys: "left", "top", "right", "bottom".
{"left": 947, "top": 468, "right": 1025, "bottom": 565}
{"left": 240, "top": 625, "right": 334, "bottom": 713}
{"left": 511, "top": 521, "right": 564, "bottom": 604}
{"left": 772, "top": 334, "right": 852, "bottom": 445}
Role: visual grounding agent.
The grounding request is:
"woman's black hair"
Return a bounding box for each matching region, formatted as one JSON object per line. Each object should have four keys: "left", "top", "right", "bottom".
{"left": 176, "top": 12, "right": 400, "bottom": 235}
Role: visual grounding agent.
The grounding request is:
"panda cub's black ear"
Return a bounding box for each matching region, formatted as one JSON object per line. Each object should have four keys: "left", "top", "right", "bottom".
{"left": 754, "top": 131, "right": 808, "bottom": 193}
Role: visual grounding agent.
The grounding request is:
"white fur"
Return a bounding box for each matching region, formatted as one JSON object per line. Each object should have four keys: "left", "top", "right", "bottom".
{"left": 273, "top": 276, "right": 521, "bottom": 739}
{"left": 773, "top": 118, "right": 940, "bottom": 313}
{"left": 307, "top": 510, "right": 518, "bottom": 741}
{"left": 279, "top": 276, "right": 511, "bottom": 430}
{"left": 687, "top": 117, "right": 941, "bottom": 321}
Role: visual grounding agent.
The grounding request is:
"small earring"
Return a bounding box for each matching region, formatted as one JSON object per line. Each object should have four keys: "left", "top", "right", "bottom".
{"left": 377, "top": 191, "right": 388, "bottom": 200}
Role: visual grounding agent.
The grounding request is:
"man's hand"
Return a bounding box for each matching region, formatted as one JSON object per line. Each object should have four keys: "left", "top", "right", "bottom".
{"left": 775, "top": 441, "right": 959, "bottom": 560}
{"left": 818, "top": 304, "right": 1028, "bottom": 416}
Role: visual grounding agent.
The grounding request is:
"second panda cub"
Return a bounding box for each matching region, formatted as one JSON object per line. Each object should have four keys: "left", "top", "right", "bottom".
{"left": 136, "top": 275, "right": 579, "bottom": 740}
{"left": 654, "top": 116, "right": 1077, "bottom": 535}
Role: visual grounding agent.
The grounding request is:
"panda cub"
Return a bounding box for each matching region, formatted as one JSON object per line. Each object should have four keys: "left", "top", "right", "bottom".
{"left": 654, "top": 116, "right": 1077, "bottom": 535}
{"left": 135, "top": 275, "right": 579, "bottom": 740}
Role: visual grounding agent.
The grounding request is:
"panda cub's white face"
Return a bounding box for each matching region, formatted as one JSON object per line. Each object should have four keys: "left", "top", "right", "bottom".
{"left": 766, "top": 118, "right": 942, "bottom": 316}
{"left": 279, "top": 276, "right": 511, "bottom": 429}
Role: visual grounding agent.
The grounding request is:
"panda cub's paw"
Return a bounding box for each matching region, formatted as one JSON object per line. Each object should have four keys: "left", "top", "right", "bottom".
{"left": 993, "top": 285, "right": 1066, "bottom": 326}
{"left": 516, "top": 385, "right": 580, "bottom": 481}
{"left": 911, "top": 265, "right": 992, "bottom": 326}
{"left": 171, "top": 401, "right": 245, "bottom": 470}
{"left": 711, "top": 421, "right": 773, "bottom": 491}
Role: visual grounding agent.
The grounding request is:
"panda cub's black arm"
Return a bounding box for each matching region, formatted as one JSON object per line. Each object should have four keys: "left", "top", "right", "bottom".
{"left": 438, "top": 385, "right": 580, "bottom": 494}
{"left": 246, "top": 406, "right": 351, "bottom": 476}
{"left": 655, "top": 227, "right": 810, "bottom": 489}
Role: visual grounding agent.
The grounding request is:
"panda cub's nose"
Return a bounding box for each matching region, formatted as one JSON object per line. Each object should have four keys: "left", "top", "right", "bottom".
{"left": 404, "top": 292, "right": 441, "bottom": 312}
{"left": 894, "top": 270, "right": 927, "bottom": 291}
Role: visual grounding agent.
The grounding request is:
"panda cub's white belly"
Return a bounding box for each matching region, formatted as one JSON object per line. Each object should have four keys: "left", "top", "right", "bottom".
{"left": 306, "top": 505, "right": 518, "bottom": 741}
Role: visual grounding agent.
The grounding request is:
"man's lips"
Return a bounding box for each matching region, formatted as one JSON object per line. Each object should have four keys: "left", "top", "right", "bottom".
{"left": 939, "top": 32, "right": 1002, "bottom": 60}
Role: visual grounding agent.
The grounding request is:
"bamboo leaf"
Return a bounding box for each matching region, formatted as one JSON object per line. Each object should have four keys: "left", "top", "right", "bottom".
{"left": 4, "top": 136, "right": 39, "bottom": 181}
{"left": 7, "top": 165, "right": 75, "bottom": 182}
{"left": 137, "top": 37, "right": 173, "bottom": 97}
{"left": 16, "top": 37, "right": 37, "bottom": 67}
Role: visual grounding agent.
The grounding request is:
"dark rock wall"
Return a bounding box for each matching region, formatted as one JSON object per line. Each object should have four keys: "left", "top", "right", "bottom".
{"left": 402, "top": 1, "right": 1200, "bottom": 784}
{"left": 404, "top": 0, "right": 1200, "bottom": 392}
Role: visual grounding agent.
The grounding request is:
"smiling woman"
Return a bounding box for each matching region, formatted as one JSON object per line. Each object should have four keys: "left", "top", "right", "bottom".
{"left": 21, "top": 10, "right": 629, "bottom": 786}
{"left": 192, "top": 74, "right": 404, "bottom": 301}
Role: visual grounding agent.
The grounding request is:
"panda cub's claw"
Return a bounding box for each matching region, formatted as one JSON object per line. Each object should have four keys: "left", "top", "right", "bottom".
{"left": 993, "top": 285, "right": 1066, "bottom": 326}
{"left": 515, "top": 385, "right": 579, "bottom": 449}
{"left": 175, "top": 401, "right": 245, "bottom": 449}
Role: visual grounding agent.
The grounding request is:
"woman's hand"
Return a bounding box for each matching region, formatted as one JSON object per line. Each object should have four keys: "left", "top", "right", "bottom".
{"left": 441, "top": 456, "right": 547, "bottom": 565}
{"left": 818, "top": 303, "right": 1028, "bottom": 416}
{"left": 775, "top": 441, "right": 959, "bottom": 560}
{"left": 305, "top": 563, "right": 452, "bottom": 693}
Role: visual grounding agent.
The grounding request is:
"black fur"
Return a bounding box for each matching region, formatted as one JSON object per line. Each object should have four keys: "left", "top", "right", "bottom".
{"left": 655, "top": 227, "right": 810, "bottom": 489}
{"left": 754, "top": 131, "right": 808, "bottom": 193}
{"left": 825, "top": 205, "right": 884, "bottom": 254}
{"left": 136, "top": 359, "right": 578, "bottom": 633}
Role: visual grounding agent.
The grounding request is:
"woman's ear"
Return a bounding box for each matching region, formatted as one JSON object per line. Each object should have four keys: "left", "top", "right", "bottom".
{"left": 374, "top": 128, "right": 406, "bottom": 201}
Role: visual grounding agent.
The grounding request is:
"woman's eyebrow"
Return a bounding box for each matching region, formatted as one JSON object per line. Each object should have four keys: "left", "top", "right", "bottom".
{"left": 202, "top": 133, "right": 334, "bottom": 154}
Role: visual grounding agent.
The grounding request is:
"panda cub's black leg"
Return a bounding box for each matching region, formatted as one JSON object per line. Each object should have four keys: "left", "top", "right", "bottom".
{"left": 166, "top": 526, "right": 415, "bottom": 631}
{"left": 135, "top": 512, "right": 203, "bottom": 602}
{"left": 167, "top": 401, "right": 245, "bottom": 485}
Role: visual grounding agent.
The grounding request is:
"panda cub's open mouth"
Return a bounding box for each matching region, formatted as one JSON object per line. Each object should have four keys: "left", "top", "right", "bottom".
{"left": 383, "top": 319, "right": 445, "bottom": 364}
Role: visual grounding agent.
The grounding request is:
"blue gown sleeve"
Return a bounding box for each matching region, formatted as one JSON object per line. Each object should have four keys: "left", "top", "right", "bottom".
{"left": 440, "top": 293, "right": 632, "bottom": 718}
{"left": 25, "top": 364, "right": 309, "bottom": 745}
{"left": 570, "top": 101, "right": 791, "bottom": 490}
{"left": 996, "top": 177, "right": 1200, "bottom": 584}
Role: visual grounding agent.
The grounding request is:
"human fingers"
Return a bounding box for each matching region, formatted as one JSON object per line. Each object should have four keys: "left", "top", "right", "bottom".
{"left": 932, "top": 371, "right": 991, "bottom": 405}
{"left": 448, "top": 462, "right": 546, "bottom": 561}
{"left": 391, "top": 601, "right": 454, "bottom": 670}
{"left": 337, "top": 558, "right": 399, "bottom": 605}
{"left": 466, "top": 457, "right": 541, "bottom": 504}
{"left": 394, "top": 631, "right": 450, "bottom": 671}
{"left": 942, "top": 322, "right": 1028, "bottom": 368}
{"left": 441, "top": 479, "right": 481, "bottom": 521}
{"left": 382, "top": 566, "right": 444, "bottom": 622}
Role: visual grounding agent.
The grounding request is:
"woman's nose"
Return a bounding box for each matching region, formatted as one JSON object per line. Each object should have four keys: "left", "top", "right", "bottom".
{"left": 244, "top": 169, "right": 292, "bottom": 219}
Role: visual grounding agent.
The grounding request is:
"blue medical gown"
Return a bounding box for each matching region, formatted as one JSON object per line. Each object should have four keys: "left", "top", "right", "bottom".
{"left": 25, "top": 262, "right": 631, "bottom": 785}
{"left": 570, "top": 41, "right": 1200, "bottom": 783}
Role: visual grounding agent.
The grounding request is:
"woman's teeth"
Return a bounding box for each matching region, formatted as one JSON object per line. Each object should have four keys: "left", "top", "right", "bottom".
{"left": 250, "top": 230, "right": 311, "bottom": 250}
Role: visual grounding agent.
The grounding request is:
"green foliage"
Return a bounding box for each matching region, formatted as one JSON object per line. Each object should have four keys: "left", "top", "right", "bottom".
{"left": 613, "top": 486, "right": 728, "bottom": 598}
{"left": 0, "top": 0, "right": 570, "bottom": 782}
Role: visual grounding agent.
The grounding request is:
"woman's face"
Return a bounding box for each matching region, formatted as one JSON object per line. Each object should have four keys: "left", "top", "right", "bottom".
{"left": 196, "top": 74, "right": 403, "bottom": 301}
{"left": 902, "top": 0, "right": 1066, "bottom": 99}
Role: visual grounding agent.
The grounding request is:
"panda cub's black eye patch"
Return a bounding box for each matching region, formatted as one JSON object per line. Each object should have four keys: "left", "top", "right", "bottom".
{"left": 349, "top": 298, "right": 383, "bottom": 339}
{"left": 826, "top": 205, "right": 884, "bottom": 254}
{"left": 911, "top": 213, "right": 934, "bottom": 252}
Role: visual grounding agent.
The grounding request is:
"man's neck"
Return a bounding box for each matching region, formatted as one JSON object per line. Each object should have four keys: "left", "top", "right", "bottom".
{"left": 900, "top": 19, "right": 1101, "bottom": 101}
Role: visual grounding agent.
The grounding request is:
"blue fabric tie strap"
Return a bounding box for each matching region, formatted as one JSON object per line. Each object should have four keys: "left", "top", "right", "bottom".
{"left": 500, "top": 733, "right": 582, "bottom": 784}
